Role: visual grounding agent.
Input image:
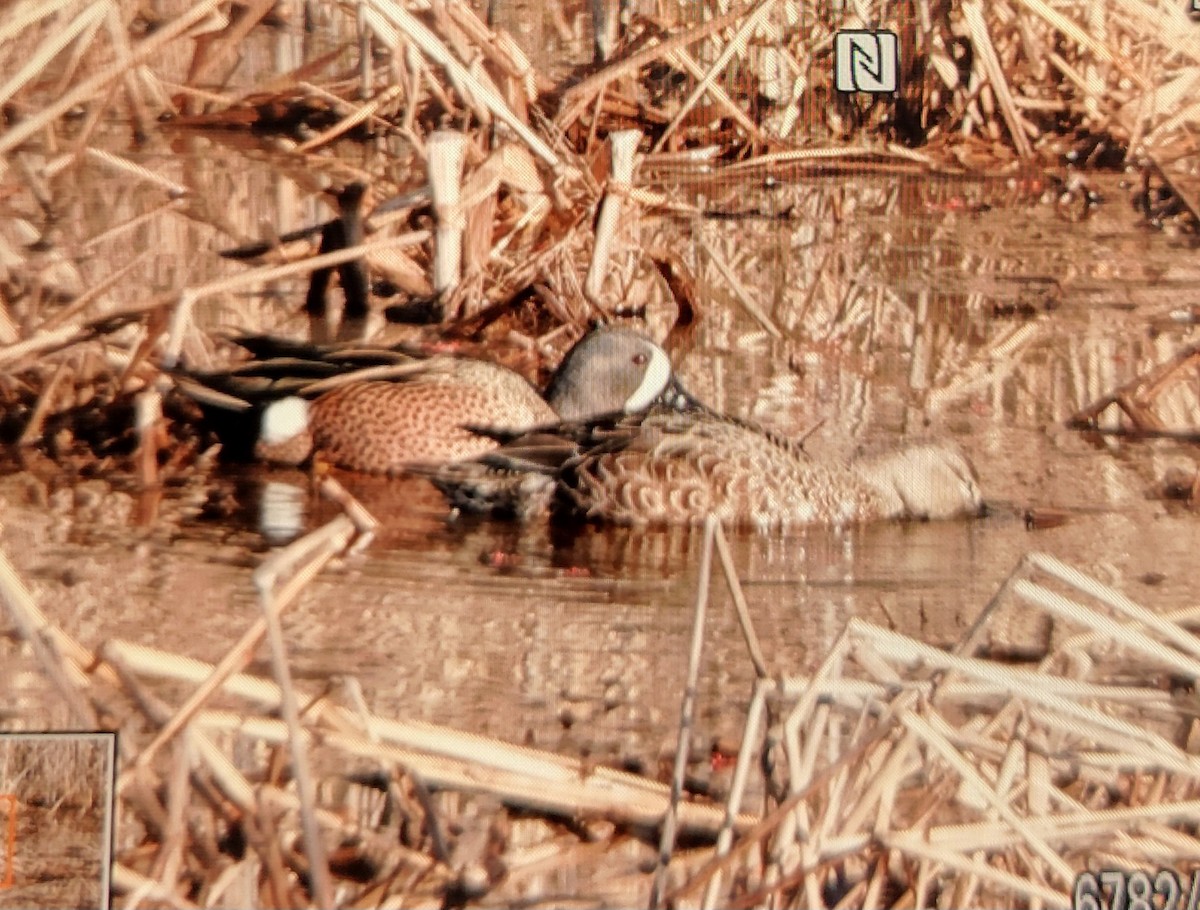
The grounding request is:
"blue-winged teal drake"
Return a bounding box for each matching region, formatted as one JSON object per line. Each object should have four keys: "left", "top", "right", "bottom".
{"left": 178, "top": 328, "right": 687, "bottom": 475}
{"left": 426, "top": 341, "right": 986, "bottom": 530}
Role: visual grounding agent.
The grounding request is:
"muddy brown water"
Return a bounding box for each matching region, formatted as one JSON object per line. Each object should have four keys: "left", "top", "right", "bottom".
{"left": 4, "top": 145, "right": 1200, "bottom": 781}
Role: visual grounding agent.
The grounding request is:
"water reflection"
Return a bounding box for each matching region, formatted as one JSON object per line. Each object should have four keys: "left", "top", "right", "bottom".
{"left": 7, "top": 144, "right": 1200, "bottom": 762}
{"left": 164, "top": 169, "right": 1200, "bottom": 760}
{"left": 258, "top": 479, "right": 308, "bottom": 542}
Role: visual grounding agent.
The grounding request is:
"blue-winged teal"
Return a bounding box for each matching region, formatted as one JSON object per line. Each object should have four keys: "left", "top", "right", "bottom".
{"left": 179, "top": 328, "right": 686, "bottom": 475}
{"left": 427, "top": 343, "right": 985, "bottom": 530}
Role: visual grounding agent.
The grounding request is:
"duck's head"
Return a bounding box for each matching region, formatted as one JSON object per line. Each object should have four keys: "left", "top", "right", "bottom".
{"left": 544, "top": 328, "right": 699, "bottom": 420}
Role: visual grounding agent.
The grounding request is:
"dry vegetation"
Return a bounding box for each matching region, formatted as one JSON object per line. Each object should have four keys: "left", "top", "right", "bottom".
{"left": 0, "top": 734, "right": 111, "bottom": 811}
{"left": 2, "top": 496, "right": 1200, "bottom": 908}
{"left": 3, "top": 0, "right": 1200, "bottom": 907}
{"left": 1, "top": 0, "right": 1199, "bottom": 479}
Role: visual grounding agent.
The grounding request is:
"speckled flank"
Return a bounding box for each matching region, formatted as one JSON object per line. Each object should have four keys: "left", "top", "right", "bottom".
{"left": 307, "top": 366, "right": 556, "bottom": 474}
{"left": 554, "top": 413, "right": 983, "bottom": 530}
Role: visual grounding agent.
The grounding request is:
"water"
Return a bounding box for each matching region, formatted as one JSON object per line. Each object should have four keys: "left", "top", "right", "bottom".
{"left": 4, "top": 139, "right": 1200, "bottom": 771}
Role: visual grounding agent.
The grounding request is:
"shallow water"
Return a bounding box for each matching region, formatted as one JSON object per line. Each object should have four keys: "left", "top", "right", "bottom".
{"left": 4, "top": 148, "right": 1200, "bottom": 772}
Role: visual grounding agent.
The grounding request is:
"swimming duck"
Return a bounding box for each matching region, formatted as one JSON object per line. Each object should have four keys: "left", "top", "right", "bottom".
{"left": 176, "top": 328, "right": 686, "bottom": 474}
{"left": 425, "top": 343, "right": 986, "bottom": 530}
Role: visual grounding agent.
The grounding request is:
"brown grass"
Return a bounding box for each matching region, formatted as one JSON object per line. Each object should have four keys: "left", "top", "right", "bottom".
{"left": 1, "top": 1, "right": 1199, "bottom": 906}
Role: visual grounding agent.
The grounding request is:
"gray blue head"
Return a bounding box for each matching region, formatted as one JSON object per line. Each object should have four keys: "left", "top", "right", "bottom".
{"left": 543, "top": 327, "right": 698, "bottom": 419}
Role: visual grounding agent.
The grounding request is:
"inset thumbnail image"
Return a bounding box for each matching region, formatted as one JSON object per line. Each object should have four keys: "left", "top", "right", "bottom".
{"left": 0, "top": 733, "right": 114, "bottom": 910}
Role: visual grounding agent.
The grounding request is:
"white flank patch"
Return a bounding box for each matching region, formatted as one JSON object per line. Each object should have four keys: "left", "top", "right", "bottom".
{"left": 260, "top": 397, "right": 311, "bottom": 445}
{"left": 623, "top": 346, "right": 672, "bottom": 413}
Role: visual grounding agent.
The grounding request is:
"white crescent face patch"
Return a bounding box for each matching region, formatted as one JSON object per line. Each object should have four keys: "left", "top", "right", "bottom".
{"left": 260, "top": 397, "right": 311, "bottom": 445}
{"left": 622, "top": 345, "right": 672, "bottom": 414}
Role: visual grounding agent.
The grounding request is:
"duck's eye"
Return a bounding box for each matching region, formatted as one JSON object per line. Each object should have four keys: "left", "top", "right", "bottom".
{"left": 632, "top": 352, "right": 649, "bottom": 366}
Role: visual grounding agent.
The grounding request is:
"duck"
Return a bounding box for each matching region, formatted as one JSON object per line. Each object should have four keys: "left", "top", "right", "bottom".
{"left": 423, "top": 341, "right": 986, "bottom": 530}
{"left": 174, "top": 328, "right": 688, "bottom": 474}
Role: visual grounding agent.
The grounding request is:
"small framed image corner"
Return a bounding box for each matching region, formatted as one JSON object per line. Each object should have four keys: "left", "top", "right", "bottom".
{"left": 0, "top": 732, "right": 116, "bottom": 910}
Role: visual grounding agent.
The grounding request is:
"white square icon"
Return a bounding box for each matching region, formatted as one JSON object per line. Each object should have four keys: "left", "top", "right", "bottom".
{"left": 834, "top": 30, "right": 900, "bottom": 94}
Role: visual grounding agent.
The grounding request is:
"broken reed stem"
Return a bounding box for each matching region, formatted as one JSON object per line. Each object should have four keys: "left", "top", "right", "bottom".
{"left": 358, "top": 0, "right": 373, "bottom": 97}
{"left": 112, "top": 862, "right": 198, "bottom": 909}
{"left": 150, "top": 734, "right": 193, "bottom": 890}
{"left": 664, "top": 46, "right": 765, "bottom": 145}
{"left": 702, "top": 679, "right": 771, "bottom": 910}
{"left": 879, "top": 832, "right": 1070, "bottom": 905}
{"left": 1012, "top": 579, "right": 1200, "bottom": 679}
{"left": 192, "top": 708, "right": 747, "bottom": 836}
{"left": 0, "top": 544, "right": 99, "bottom": 726}
{"left": 591, "top": 0, "right": 613, "bottom": 63}
{"left": 316, "top": 477, "right": 380, "bottom": 551}
{"left": 192, "top": 232, "right": 429, "bottom": 300}
{"left": 443, "top": 1, "right": 534, "bottom": 83}
{"left": 17, "top": 359, "right": 70, "bottom": 446}
{"left": 428, "top": 131, "right": 468, "bottom": 297}
{"left": 160, "top": 291, "right": 193, "bottom": 371}
{"left": 0, "top": 324, "right": 95, "bottom": 371}
{"left": 711, "top": 521, "right": 769, "bottom": 679}
{"left": 899, "top": 710, "right": 1075, "bottom": 884}
{"left": 922, "top": 799, "right": 1200, "bottom": 852}
{"left": 255, "top": 564, "right": 335, "bottom": 908}
{"left": 668, "top": 715, "right": 897, "bottom": 905}
{"left": 650, "top": 514, "right": 717, "bottom": 909}
{"left": 852, "top": 620, "right": 1199, "bottom": 773}
{"left": 0, "top": 1, "right": 108, "bottom": 112}
{"left": 38, "top": 252, "right": 150, "bottom": 332}
{"left": 1027, "top": 551, "right": 1200, "bottom": 666}
{"left": 82, "top": 147, "right": 188, "bottom": 198}
{"left": 135, "top": 388, "right": 162, "bottom": 488}
{"left": 584, "top": 129, "right": 640, "bottom": 302}
{"left": 294, "top": 83, "right": 404, "bottom": 152}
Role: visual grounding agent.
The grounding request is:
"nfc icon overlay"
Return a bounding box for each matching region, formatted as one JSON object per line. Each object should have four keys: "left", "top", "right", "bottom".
{"left": 834, "top": 30, "right": 900, "bottom": 94}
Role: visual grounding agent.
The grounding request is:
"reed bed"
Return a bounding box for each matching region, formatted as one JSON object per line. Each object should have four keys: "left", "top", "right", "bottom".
{"left": 677, "top": 543, "right": 1200, "bottom": 909}
{"left": 3, "top": 501, "right": 1199, "bottom": 907}
{"left": 1, "top": 0, "right": 1198, "bottom": 433}
{"left": 2, "top": 2, "right": 1200, "bottom": 907}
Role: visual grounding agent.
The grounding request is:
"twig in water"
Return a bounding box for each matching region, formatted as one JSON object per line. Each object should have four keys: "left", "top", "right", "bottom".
{"left": 650, "top": 514, "right": 717, "bottom": 908}
{"left": 255, "top": 553, "right": 335, "bottom": 908}
{"left": 711, "top": 521, "right": 769, "bottom": 679}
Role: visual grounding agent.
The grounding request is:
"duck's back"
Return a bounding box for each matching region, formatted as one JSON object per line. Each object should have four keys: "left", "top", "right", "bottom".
{"left": 307, "top": 361, "right": 555, "bottom": 474}
{"left": 553, "top": 413, "right": 890, "bottom": 529}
